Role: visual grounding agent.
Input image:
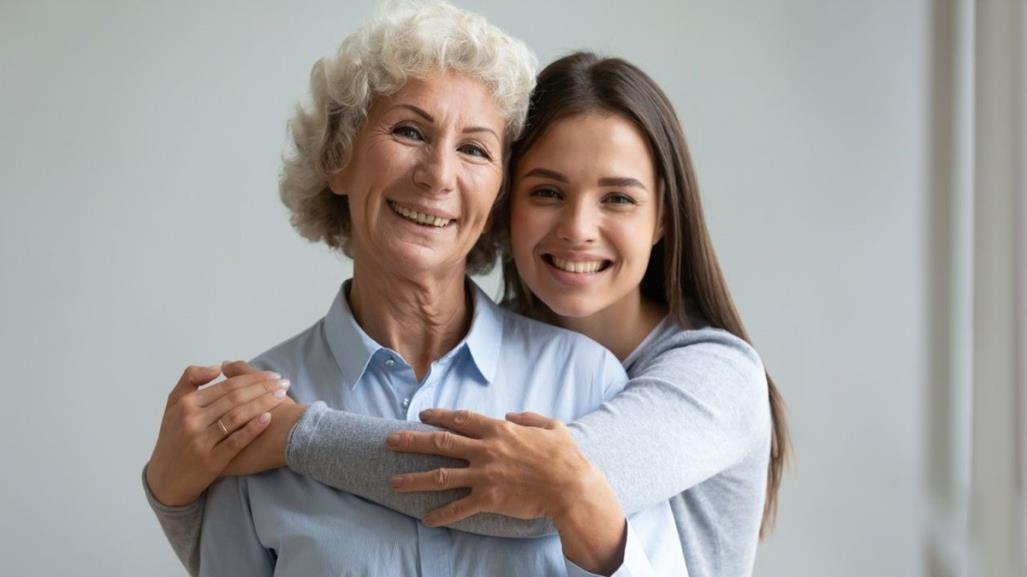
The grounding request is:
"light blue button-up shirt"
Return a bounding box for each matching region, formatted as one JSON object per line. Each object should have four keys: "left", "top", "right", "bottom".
{"left": 198, "top": 280, "right": 685, "bottom": 576}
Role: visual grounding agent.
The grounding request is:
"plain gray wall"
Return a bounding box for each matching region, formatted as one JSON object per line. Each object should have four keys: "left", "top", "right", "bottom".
{"left": 0, "top": 1, "right": 929, "bottom": 575}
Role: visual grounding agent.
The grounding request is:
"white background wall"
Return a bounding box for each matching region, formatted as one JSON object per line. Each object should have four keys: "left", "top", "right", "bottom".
{"left": 0, "top": 1, "right": 933, "bottom": 575}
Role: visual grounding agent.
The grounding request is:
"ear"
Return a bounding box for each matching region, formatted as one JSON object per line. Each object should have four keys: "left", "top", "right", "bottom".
{"left": 652, "top": 219, "right": 665, "bottom": 246}
{"left": 652, "top": 180, "right": 666, "bottom": 245}
{"left": 327, "top": 154, "right": 355, "bottom": 197}
{"left": 327, "top": 168, "right": 348, "bottom": 197}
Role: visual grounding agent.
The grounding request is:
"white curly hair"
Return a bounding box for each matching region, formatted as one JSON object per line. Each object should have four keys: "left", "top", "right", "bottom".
{"left": 279, "top": 0, "right": 537, "bottom": 272}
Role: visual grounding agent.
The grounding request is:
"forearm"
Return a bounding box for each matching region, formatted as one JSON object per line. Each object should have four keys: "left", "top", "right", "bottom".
{"left": 287, "top": 402, "right": 555, "bottom": 537}
{"left": 567, "top": 386, "right": 680, "bottom": 515}
{"left": 553, "top": 473, "right": 627, "bottom": 576}
{"left": 562, "top": 519, "right": 659, "bottom": 577}
{"left": 141, "top": 465, "right": 203, "bottom": 577}
{"left": 569, "top": 372, "right": 761, "bottom": 515}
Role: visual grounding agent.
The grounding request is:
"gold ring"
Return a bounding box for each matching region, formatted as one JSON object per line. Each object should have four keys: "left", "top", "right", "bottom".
{"left": 216, "top": 419, "right": 229, "bottom": 436}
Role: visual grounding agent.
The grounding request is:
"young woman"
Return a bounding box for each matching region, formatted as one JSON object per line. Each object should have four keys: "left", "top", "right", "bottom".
{"left": 146, "top": 51, "right": 789, "bottom": 577}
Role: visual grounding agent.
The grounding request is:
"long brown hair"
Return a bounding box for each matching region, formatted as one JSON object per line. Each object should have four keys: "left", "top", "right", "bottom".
{"left": 495, "top": 52, "right": 790, "bottom": 538}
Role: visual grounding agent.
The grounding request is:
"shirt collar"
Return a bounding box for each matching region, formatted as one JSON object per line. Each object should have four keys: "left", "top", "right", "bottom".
{"left": 323, "top": 280, "right": 384, "bottom": 388}
{"left": 460, "top": 280, "right": 503, "bottom": 385}
{"left": 322, "top": 279, "right": 503, "bottom": 388}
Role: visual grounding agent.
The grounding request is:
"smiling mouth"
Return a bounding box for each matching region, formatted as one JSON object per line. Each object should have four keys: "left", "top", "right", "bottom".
{"left": 388, "top": 201, "right": 455, "bottom": 228}
{"left": 543, "top": 255, "right": 612, "bottom": 274}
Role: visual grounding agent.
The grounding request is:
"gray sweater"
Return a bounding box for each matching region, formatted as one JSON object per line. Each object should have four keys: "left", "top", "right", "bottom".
{"left": 144, "top": 319, "right": 771, "bottom": 577}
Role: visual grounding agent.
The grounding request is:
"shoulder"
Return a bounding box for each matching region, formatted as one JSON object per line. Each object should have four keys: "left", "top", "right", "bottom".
{"left": 494, "top": 306, "right": 626, "bottom": 385}
{"left": 639, "top": 324, "right": 764, "bottom": 384}
{"left": 634, "top": 324, "right": 770, "bottom": 424}
{"left": 247, "top": 318, "right": 326, "bottom": 377}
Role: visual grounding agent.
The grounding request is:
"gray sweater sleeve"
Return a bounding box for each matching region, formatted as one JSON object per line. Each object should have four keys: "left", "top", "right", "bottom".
{"left": 284, "top": 327, "right": 767, "bottom": 537}
{"left": 142, "top": 407, "right": 554, "bottom": 577}
{"left": 142, "top": 465, "right": 205, "bottom": 576}
{"left": 567, "top": 329, "right": 770, "bottom": 514}
{"left": 287, "top": 402, "right": 555, "bottom": 537}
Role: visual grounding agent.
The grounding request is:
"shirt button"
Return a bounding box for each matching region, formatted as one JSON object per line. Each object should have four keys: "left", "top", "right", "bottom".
{"left": 401, "top": 398, "right": 410, "bottom": 408}
{"left": 385, "top": 357, "right": 395, "bottom": 367}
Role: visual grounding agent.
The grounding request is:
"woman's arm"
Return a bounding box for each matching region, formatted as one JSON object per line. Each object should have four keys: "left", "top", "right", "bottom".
{"left": 147, "top": 328, "right": 766, "bottom": 575}
{"left": 142, "top": 465, "right": 205, "bottom": 574}
{"left": 291, "top": 329, "right": 767, "bottom": 530}
{"left": 386, "top": 410, "right": 662, "bottom": 576}
{"left": 286, "top": 401, "right": 556, "bottom": 536}
{"left": 143, "top": 401, "right": 547, "bottom": 577}
{"left": 143, "top": 364, "right": 291, "bottom": 576}
{"left": 567, "top": 330, "right": 769, "bottom": 514}
{"left": 146, "top": 365, "right": 291, "bottom": 507}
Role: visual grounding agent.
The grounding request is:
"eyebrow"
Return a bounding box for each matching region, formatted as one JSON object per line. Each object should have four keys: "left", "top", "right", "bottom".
{"left": 391, "top": 104, "right": 500, "bottom": 141}
{"left": 522, "top": 168, "right": 568, "bottom": 182}
{"left": 598, "top": 176, "right": 647, "bottom": 190}
{"left": 522, "top": 168, "right": 648, "bottom": 190}
{"left": 393, "top": 103, "right": 434, "bottom": 122}
{"left": 463, "top": 126, "right": 500, "bottom": 140}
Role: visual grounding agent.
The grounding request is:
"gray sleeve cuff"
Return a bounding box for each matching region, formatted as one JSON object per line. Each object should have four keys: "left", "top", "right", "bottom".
{"left": 285, "top": 400, "right": 329, "bottom": 475}
{"left": 141, "top": 464, "right": 204, "bottom": 576}
{"left": 280, "top": 401, "right": 557, "bottom": 538}
{"left": 141, "top": 463, "right": 205, "bottom": 515}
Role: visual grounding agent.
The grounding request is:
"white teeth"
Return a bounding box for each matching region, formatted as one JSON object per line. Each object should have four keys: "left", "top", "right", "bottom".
{"left": 551, "top": 256, "right": 604, "bottom": 274}
{"left": 389, "top": 202, "right": 453, "bottom": 228}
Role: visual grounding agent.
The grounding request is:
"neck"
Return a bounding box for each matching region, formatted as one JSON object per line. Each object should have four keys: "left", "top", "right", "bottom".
{"left": 558, "top": 291, "right": 667, "bottom": 361}
{"left": 348, "top": 260, "right": 471, "bottom": 380}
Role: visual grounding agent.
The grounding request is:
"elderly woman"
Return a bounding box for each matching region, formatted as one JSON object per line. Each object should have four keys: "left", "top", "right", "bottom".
{"left": 144, "top": 2, "right": 684, "bottom": 576}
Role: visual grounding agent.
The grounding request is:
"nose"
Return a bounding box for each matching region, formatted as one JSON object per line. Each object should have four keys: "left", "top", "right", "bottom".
{"left": 413, "top": 144, "right": 456, "bottom": 195}
{"left": 556, "top": 199, "right": 598, "bottom": 244}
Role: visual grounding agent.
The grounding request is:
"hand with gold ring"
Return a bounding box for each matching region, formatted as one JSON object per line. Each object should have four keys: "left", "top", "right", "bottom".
{"left": 217, "top": 360, "right": 307, "bottom": 477}
{"left": 145, "top": 364, "right": 293, "bottom": 507}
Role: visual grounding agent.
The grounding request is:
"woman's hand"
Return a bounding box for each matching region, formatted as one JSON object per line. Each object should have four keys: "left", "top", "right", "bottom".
{"left": 218, "top": 361, "right": 306, "bottom": 476}
{"left": 387, "top": 409, "right": 628, "bottom": 574}
{"left": 220, "top": 400, "right": 304, "bottom": 475}
{"left": 145, "top": 364, "right": 291, "bottom": 507}
{"left": 384, "top": 409, "right": 607, "bottom": 524}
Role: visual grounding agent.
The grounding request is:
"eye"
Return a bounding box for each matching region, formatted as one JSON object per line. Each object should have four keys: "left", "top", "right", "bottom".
{"left": 458, "top": 143, "right": 492, "bottom": 160}
{"left": 528, "top": 187, "right": 563, "bottom": 202}
{"left": 392, "top": 124, "right": 424, "bottom": 141}
{"left": 604, "top": 193, "right": 637, "bottom": 206}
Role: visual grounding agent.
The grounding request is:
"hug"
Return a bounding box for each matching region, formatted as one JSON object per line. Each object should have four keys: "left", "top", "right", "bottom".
{"left": 144, "top": 1, "right": 788, "bottom": 575}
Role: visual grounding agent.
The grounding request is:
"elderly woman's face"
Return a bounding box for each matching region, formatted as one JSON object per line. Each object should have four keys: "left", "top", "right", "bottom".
{"left": 330, "top": 71, "right": 506, "bottom": 278}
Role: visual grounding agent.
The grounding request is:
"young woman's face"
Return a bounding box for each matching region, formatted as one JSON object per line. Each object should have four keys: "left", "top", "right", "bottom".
{"left": 510, "top": 112, "right": 662, "bottom": 319}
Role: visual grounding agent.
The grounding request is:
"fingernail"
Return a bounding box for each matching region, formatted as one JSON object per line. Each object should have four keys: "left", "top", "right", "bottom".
{"left": 258, "top": 412, "right": 271, "bottom": 424}
{"left": 273, "top": 389, "right": 287, "bottom": 398}
{"left": 420, "top": 409, "right": 434, "bottom": 420}
{"left": 279, "top": 379, "right": 291, "bottom": 389}
{"left": 386, "top": 433, "right": 401, "bottom": 446}
{"left": 388, "top": 476, "right": 403, "bottom": 489}
{"left": 269, "top": 372, "right": 281, "bottom": 379}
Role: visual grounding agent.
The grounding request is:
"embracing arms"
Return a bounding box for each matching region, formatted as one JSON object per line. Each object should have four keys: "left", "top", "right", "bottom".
{"left": 145, "top": 329, "right": 767, "bottom": 575}
{"left": 283, "top": 329, "right": 767, "bottom": 528}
